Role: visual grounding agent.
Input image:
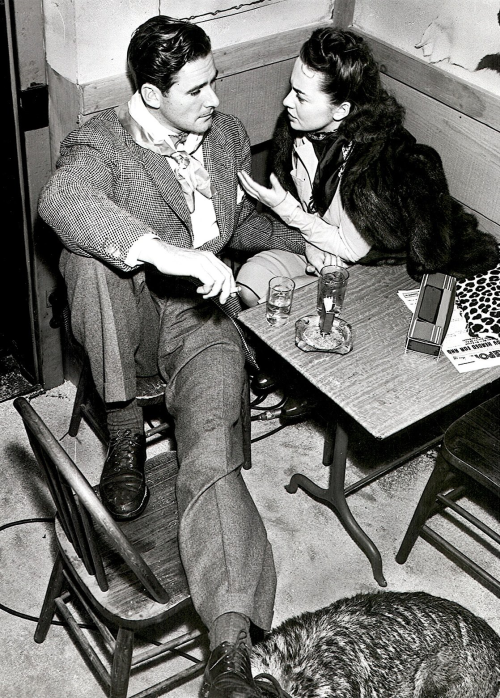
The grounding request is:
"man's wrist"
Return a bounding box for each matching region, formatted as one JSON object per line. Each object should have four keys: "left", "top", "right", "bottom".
{"left": 127, "top": 234, "right": 162, "bottom": 266}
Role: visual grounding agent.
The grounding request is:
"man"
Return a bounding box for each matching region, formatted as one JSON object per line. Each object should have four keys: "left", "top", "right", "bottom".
{"left": 39, "top": 15, "right": 304, "bottom": 698}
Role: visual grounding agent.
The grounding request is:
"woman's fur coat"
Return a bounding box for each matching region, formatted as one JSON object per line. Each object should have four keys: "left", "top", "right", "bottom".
{"left": 271, "top": 96, "right": 498, "bottom": 281}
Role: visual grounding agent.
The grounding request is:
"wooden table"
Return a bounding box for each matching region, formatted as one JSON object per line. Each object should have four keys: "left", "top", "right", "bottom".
{"left": 240, "top": 264, "right": 500, "bottom": 585}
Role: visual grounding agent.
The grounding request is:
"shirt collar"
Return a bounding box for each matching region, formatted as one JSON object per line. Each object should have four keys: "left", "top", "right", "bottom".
{"left": 127, "top": 91, "right": 203, "bottom": 154}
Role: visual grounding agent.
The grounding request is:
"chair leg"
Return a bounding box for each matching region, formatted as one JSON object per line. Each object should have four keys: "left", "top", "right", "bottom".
{"left": 110, "top": 627, "right": 134, "bottom": 698}
{"left": 68, "top": 365, "right": 88, "bottom": 438}
{"left": 396, "top": 453, "right": 451, "bottom": 564}
{"left": 242, "top": 373, "right": 252, "bottom": 471}
{"left": 70, "top": 360, "right": 109, "bottom": 445}
{"left": 35, "top": 553, "right": 66, "bottom": 643}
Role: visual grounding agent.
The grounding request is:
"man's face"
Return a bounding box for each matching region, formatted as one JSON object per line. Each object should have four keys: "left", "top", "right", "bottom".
{"left": 148, "top": 53, "right": 220, "bottom": 135}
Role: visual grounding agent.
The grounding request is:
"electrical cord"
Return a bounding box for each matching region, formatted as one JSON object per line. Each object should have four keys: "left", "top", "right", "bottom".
{"left": 0, "top": 518, "right": 200, "bottom": 661}
{"left": 0, "top": 517, "right": 94, "bottom": 630}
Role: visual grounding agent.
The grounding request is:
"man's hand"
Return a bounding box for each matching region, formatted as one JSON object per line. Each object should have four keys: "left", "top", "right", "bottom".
{"left": 138, "top": 239, "right": 238, "bottom": 304}
{"left": 305, "top": 242, "right": 347, "bottom": 275}
{"left": 237, "top": 171, "right": 287, "bottom": 209}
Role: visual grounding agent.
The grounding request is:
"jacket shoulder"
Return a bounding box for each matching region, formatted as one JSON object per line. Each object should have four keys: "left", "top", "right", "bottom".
{"left": 60, "top": 109, "right": 126, "bottom": 148}
{"left": 211, "top": 111, "right": 248, "bottom": 143}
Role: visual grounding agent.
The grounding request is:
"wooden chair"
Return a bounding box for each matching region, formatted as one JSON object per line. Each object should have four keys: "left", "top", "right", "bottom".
{"left": 396, "top": 394, "right": 500, "bottom": 594}
{"left": 14, "top": 396, "right": 206, "bottom": 698}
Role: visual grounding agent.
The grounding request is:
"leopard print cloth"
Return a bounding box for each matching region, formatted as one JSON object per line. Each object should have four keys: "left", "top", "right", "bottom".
{"left": 456, "top": 249, "right": 500, "bottom": 339}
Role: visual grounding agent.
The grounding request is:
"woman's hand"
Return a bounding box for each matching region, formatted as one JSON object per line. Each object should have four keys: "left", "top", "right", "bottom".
{"left": 305, "top": 243, "right": 347, "bottom": 275}
{"left": 237, "top": 171, "right": 287, "bottom": 209}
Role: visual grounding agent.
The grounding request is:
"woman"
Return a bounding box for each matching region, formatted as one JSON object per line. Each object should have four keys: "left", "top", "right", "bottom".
{"left": 236, "top": 27, "right": 498, "bottom": 307}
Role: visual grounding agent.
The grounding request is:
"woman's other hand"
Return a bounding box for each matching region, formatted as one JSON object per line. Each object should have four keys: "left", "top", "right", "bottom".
{"left": 305, "top": 243, "right": 347, "bottom": 274}
{"left": 237, "top": 171, "right": 287, "bottom": 209}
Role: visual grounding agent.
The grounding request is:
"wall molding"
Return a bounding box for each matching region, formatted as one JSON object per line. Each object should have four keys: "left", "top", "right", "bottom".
{"left": 79, "top": 22, "right": 328, "bottom": 117}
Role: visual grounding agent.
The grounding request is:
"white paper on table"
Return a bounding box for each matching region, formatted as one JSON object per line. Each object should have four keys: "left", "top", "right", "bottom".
{"left": 398, "top": 289, "right": 500, "bottom": 373}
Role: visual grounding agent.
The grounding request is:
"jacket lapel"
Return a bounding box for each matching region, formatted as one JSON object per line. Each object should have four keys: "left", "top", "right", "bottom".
{"left": 119, "top": 114, "right": 236, "bottom": 242}
{"left": 203, "top": 125, "right": 234, "bottom": 243}
{"left": 123, "top": 131, "right": 193, "bottom": 232}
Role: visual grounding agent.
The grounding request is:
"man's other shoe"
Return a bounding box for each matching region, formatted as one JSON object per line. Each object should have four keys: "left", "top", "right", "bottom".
{"left": 99, "top": 429, "right": 148, "bottom": 520}
{"left": 202, "top": 639, "right": 261, "bottom": 698}
{"left": 250, "top": 369, "right": 280, "bottom": 395}
{"left": 280, "top": 395, "right": 316, "bottom": 424}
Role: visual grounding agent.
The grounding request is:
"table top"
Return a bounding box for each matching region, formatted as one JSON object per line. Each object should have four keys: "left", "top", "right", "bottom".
{"left": 239, "top": 264, "right": 500, "bottom": 440}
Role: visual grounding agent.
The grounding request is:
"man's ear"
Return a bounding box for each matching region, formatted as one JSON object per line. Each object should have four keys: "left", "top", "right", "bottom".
{"left": 332, "top": 101, "right": 351, "bottom": 123}
{"left": 141, "top": 83, "right": 162, "bottom": 109}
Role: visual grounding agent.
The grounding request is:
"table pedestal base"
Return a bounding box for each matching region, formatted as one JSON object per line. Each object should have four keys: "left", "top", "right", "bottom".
{"left": 285, "top": 418, "right": 387, "bottom": 587}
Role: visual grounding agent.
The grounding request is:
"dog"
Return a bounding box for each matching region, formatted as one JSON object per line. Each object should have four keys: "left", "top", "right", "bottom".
{"left": 251, "top": 591, "right": 500, "bottom": 697}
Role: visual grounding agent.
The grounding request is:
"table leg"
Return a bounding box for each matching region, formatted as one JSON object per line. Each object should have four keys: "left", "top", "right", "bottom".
{"left": 285, "top": 417, "right": 387, "bottom": 587}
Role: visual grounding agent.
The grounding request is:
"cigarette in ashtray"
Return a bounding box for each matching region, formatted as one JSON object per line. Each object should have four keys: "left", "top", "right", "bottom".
{"left": 320, "top": 297, "right": 335, "bottom": 334}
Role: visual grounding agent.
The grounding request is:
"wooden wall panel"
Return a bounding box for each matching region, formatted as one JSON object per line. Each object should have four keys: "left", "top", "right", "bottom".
{"left": 217, "top": 60, "right": 293, "bottom": 144}
{"left": 383, "top": 74, "right": 500, "bottom": 240}
{"left": 361, "top": 31, "right": 500, "bottom": 134}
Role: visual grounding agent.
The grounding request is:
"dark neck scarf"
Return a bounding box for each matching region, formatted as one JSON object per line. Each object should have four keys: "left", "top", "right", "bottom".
{"left": 305, "top": 131, "right": 346, "bottom": 217}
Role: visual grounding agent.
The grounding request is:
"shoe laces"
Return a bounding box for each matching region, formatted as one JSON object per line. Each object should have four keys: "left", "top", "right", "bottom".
{"left": 254, "top": 673, "right": 292, "bottom": 698}
{"left": 212, "top": 630, "right": 252, "bottom": 679}
{"left": 108, "top": 429, "right": 143, "bottom": 470}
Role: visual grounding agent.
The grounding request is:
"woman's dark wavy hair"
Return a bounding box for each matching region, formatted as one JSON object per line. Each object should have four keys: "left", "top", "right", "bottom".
{"left": 300, "top": 28, "right": 380, "bottom": 111}
{"left": 299, "top": 27, "right": 404, "bottom": 141}
{"left": 127, "top": 15, "right": 211, "bottom": 94}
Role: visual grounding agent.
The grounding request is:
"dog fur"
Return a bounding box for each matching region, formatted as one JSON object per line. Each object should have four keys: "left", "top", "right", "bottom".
{"left": 251, "top": 591, "right": 500, "bottom": 697}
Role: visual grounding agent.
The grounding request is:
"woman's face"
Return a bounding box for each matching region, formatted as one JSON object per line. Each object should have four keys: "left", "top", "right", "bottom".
{"left": 283, "top": 58, "right": 348, "bottom": 133}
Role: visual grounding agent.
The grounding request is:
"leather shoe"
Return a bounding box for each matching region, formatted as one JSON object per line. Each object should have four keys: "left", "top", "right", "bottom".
{"left": 250, "top": 369, "right": 280, "bottom": 395}
{"left": 280, "top": 395, "right": 316, "bottom": 424}
{"left": 202, "top": 638, "right": 261, "bottom": 698}
{"left": 99, "top": 429, "right": 149, "bottom": 521}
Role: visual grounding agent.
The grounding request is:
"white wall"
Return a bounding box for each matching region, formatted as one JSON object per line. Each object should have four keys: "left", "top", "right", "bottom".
{"left": 353, "top": 0, "right": 500, "bottom": 93}
{"left": 42, "top": 0, "right": 333, "bottom": 84}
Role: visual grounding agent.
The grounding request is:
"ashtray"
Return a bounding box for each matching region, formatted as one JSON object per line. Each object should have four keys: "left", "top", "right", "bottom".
{"left": 295, "top": 314, "right": 353, "bottom": 354}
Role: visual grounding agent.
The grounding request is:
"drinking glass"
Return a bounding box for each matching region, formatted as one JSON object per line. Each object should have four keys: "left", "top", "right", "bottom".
{"left": 266, "top": 276, "right": 295, "bottom": 326}
{"left": 317, "top": 265, "right": 349, "bottom": 316}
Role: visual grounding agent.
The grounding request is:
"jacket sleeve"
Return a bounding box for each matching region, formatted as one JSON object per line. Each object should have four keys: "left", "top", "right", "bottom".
{"left": 396, "top": 143, "right": 457, "bottom": 280}
{"left": 227, "top": 118, "right": 306, "bottom": 255}
{"left": 38, "top": 124, "right": 158, "bottom": 272}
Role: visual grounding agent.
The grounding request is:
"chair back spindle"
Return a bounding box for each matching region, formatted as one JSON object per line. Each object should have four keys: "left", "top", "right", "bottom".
{"left": 14, "top": 397, "right": 171, "bottom": 603}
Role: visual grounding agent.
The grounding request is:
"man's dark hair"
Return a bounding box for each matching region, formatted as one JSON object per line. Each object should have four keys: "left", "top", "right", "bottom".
{"left": 300, "top": 28, "right": 381, "bottom": 112}
{"left": 127, "top": 15, "right": 212, "bottom": 94}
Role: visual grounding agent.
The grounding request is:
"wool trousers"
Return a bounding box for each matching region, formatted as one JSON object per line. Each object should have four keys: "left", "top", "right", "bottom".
{"left": 60, "top": 249, "right": 276, "bottom": 632}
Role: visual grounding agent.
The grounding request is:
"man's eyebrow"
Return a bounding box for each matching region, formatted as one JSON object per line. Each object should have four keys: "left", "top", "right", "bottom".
{"left": 189, "top": 70, "right": 219, "bottom": 92}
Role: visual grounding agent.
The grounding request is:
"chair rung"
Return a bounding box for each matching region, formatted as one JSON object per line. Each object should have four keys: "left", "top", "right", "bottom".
{"left": 132, "top": 628, "right": 204, "bottom": 667}
{"left": 54, "top": 596, "right": 111, "bottom": 686}
{"left": 129, "top": 661, "right": 204, "bottom": 698}
{"left": 65, "top": 573, "right": 115, "bottom": 652}
{"left": 145, "top": 422, "right": 173, "bottom": 438}
{"left": 420, "top": 525, "right": 500, "bottom": 594}
{"left": 436, "top": 494, "right": 500, "bottom": 545}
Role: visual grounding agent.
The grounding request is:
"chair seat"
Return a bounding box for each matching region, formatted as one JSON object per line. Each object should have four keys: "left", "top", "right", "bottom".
{"left": 444, "top": 394, "right": 500, "bottom": 492}
{"left": 56, "top": 452, "right": 190, "bottom": 625}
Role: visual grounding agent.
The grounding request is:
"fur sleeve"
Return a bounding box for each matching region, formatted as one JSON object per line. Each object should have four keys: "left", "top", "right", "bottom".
{"left": 398, "top": 143, "right": 498, "bottom": 280}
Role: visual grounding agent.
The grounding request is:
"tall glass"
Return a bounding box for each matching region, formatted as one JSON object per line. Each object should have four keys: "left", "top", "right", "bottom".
{"left": 317, "top": 265, "right": 349, "bottom": 316}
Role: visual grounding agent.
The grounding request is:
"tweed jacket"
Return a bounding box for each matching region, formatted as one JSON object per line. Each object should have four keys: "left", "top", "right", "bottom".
{"left": 39, "top": 109, "right": 305, "bottom": 273}
{"left": 271, "top": 110, "right": 499, "bottom": 281}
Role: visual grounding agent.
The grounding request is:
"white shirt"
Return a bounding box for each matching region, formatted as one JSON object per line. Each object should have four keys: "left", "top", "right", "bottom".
{"left": 124, "top": 91, "right": 219, "bottom": 267}
{"left": 272, "top": 136, "right": 371, "bottom": 263}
